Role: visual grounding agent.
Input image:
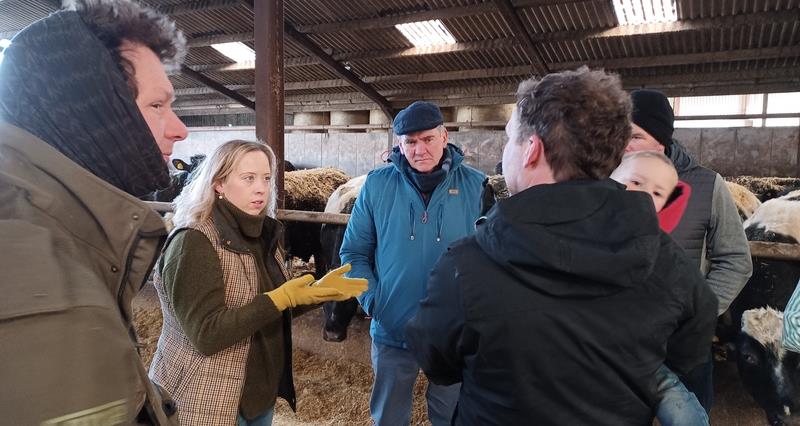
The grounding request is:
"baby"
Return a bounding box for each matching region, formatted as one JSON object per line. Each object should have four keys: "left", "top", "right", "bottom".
{"left": 611, "top": 151, "right": 706, "bottom": 426}
{"left": 611, "top": 151, "right": 691, "bottom": 233}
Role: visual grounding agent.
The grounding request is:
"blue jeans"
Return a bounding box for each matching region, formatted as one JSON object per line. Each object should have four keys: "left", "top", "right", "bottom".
{"left": 237, "top": 407, "right": 274, "bottom": 426}
{"left": 655, "top": 365, "right": 709, "bottom": 426}
{"left": 370, "top": 341, "right": 460, "bottom": 426}
{"left": 681, "top": 352, "right": 714, "bottom": 412}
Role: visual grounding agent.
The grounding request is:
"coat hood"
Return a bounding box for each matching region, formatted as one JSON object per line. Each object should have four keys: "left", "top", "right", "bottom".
{"left": 475, "top": 179, "right": 661, "bottom": 297}
{"left": 0, "top": 10, "right": 170, "bottom": 197}
{"left": 667, "top": 140, "right": 699, "bottom": 174}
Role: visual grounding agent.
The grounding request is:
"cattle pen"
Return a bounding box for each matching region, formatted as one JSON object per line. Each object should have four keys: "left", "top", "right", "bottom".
{"left": 4, "top": 0, "right": 800, "bottom": 424}
{"left": 146, "top": 201, "right": 800, "bottom": 262}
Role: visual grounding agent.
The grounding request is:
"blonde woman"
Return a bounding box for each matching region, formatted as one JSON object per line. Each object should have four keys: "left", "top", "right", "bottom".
{"left": 149, "top": 140, "right": 366, "bottom": 426}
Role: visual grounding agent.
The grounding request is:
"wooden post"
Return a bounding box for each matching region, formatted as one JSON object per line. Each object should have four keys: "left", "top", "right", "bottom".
{"left": 255, "top": 0, "right": 286, "bottom": 208}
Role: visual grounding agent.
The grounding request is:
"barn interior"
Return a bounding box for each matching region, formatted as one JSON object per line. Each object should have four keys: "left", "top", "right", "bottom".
{"left": 1, "top": 0, "right": 799, "bottom": 424}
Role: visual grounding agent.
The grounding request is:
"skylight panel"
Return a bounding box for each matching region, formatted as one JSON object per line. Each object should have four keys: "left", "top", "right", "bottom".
{"left": 613, "top": 0, "right": 677, "bottom": 25}
{"left": 211, "top": 42, "right": 255, "bottom": 63}
{"left": 396, "top": 19, "right": 456, "bottom": 47}
{"left": 0, "top": 39, "right": 10, "bottom": 64}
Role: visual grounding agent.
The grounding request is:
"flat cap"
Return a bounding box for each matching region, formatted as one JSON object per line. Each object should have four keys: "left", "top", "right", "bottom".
{"left": 392, "top": 101, "right": 444, "bottom": 135}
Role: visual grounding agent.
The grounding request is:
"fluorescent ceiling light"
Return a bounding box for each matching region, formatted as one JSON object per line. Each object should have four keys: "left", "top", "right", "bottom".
{"left": 211, "top": 42, "right": 255, "bottom": 63}
{"left": 613, "top": 0, "right": 677, "bottom": 25}
{"left": 396, "top": 19, "right": 456, "bottom": 47}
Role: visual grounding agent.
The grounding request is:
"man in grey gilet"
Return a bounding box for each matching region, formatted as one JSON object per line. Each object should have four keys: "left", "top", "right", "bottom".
{"left": 625, "top": 89, "right": 752, "bottom": 413}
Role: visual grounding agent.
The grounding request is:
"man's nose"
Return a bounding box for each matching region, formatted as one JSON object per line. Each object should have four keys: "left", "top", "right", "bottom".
{"left": 166, "top": 109, "right": 188, "bottom": 142}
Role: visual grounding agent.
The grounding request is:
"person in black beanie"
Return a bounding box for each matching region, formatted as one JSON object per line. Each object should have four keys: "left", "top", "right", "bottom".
{"left": 0, "top": 0, "right": 187, "bottom": 424}
{"left": 627, "top": 89, "right": 752, "bottom": 413}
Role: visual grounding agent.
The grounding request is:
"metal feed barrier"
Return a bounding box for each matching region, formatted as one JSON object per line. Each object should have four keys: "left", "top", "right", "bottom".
{"left": 144, "top": 202, "right": 800, "bottom": 262}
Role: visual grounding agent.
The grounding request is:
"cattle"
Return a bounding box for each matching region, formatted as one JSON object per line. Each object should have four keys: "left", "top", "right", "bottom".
{"left": 720, "top": 190, "right": 800, "bottom": 425}
{"left": 738, "top": 307, "right": 800, "bottom": 426}
{"left": 145, "top": 155, "right": 206, "bottom": 202}
{"left": 284, "top": 168, "right": 351, "bottom": 278}
{"left": 726, "top": 176, "right": 800, "bottom": 203}
{"left": 726, "top": 181, "right": 761, "bottom": 221}
{"left": 318, "top": 175, "right": 367, "bottom": 342}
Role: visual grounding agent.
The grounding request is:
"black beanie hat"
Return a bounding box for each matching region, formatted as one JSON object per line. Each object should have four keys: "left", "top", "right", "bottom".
{"left": 630, "top": 89, "right": 674, "bottom": 149}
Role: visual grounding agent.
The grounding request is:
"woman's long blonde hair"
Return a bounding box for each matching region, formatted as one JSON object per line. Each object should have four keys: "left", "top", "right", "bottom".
{"left": 171, "top": 140, "right": 278, "bottom": 228}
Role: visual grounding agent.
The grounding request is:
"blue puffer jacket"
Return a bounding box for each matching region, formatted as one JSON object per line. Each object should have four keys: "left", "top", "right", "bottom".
{"left": 340, "top": 144, "right": 485, "bottom": 348}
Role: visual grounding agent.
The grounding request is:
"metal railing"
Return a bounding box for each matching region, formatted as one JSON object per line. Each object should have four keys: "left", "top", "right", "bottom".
{"left": 144, "top": 201, "right": 800, "bottom": 261}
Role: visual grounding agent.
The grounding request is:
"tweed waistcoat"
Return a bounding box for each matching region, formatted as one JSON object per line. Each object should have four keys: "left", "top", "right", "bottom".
{"left": 149, "top": 218, "right": 288, "bottom": 425}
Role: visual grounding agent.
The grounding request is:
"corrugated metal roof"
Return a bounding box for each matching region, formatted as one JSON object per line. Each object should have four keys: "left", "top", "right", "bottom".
{"left": 0, "top": 0, "right": 797, "bottom": 115}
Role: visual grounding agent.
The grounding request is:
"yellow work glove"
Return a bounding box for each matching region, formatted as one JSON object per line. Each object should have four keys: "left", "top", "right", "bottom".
{"left": 312, "top": 264, "right": 368, "bottom": 301}
{"left": 266, "top": 274, "right": 344, "bottom": 312}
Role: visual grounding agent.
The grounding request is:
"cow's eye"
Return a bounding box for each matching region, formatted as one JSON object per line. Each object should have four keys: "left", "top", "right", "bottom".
{"left": 743, "top": 353, "right": 759, "bottom": 365}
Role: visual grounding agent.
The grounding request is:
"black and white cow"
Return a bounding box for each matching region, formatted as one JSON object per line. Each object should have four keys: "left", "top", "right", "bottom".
{"left": 727, "top": 190, "right": 800, "bottom": 425}
{"left": 146, "top": 155, "right": 206, "bottom": 202}
{"left": 319, "top": 175, "right": 367, "bottom": 342}
{"left": 738, "top": 307, "right": 800, "bottom": 426}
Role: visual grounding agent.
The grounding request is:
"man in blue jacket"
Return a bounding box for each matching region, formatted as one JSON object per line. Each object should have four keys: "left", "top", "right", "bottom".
{"left": 340, "top": 101, "right": 485, "bottom": 425}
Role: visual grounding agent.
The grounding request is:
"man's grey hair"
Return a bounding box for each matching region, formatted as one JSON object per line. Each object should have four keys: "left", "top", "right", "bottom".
{"left": 64, "top": 0, "right": 186, "bottom": 97}
{"left": 394, "top": 124, "right": 447, "bottom": 144}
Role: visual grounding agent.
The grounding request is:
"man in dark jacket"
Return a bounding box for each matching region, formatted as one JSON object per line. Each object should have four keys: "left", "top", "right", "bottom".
{"left": 405, "top": 68, "right": 719, "bottom": 426}
{"left": 0, "top": 0, "right": 187, "bottom": 424}
{"left": 626, "top": 89, "right": 752, "bottom": 410}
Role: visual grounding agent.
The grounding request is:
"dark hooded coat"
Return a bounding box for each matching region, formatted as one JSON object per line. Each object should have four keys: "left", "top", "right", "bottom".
{"left": 406, "top": 179, "right": 718, "bottom": 426}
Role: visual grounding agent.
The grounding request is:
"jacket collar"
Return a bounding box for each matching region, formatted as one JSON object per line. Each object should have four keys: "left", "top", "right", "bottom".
{"left": 0, "top": 123, "right": 166, "bottom": 257}
{"left": 210, "top": 200, "right": 283, "bottom": 255}
{"left": 667, "top": 140, "right": 698, "bottom": 173}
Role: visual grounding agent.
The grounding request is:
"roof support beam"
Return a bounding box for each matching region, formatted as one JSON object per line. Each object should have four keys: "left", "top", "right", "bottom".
{"left": 176, "top": 85, "right": 254, "bottom": 96}
{"left": 187, "top": 32, "right": 254, "bottom": 48}
{"left": 622, "top": 67, "right": 800, "bottom": 88}
{"left": 534, "top": 9, "right": 800, "bottom": 43}
{"left": 282, "top": 65, "right": 534, "bottom": 90}
{"left": 295, "top": 3, "right": 496, "bottom": 33}
{"left": 283, "top": 23, "right": 394, "bottom": 119}
{"left": 159, "top": 0, "right": 240, "bottom": 16}
{"left": 284, "top": 38, "right": 518, "bottom": 67}
{"left": 254, "top": 0, "right": 286, "bottom": 207}
{"left": 553, "top": 46, "right": 800, "bottom": 70}
{"left": 238, "top": 0, "right": 393, "bottom": 120}
{"left": 492, "top": 0, "right": 549, "bottom": 76}
{"left": 180, "top": 65, "right": 255, "bottom": 109}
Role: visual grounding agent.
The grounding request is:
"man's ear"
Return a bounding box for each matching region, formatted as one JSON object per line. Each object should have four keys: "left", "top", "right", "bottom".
{"left": 523, "top": 134, "right": 544, "bottom": 167}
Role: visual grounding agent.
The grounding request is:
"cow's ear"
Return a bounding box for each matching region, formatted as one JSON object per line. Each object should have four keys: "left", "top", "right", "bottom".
{"left": 173, "top": 159, "right": 188, "bottom": 170}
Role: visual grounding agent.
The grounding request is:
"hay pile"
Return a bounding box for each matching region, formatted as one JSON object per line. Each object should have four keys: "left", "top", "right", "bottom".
{"left": 725, "top": 176, "right": 800, "bottom": 202}
{"left": 274, "top": 349, "right": 431, "bottom": 426}
{"left": 285, "top": 168, "right": 351, "bottom": 211}
{"left": 724, "top": 181, "right": 761, "bottom": 221}
{"left": 133, "top": 284, "right": 162, "bottom": 369}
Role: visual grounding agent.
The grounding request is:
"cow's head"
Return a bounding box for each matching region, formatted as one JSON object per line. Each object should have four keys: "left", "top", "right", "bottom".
{"left": 738, "top": 308, "right": 800, "bottom": 426}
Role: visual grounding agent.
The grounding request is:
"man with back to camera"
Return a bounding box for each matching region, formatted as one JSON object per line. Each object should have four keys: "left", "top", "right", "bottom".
{"left": 627, "top": 89, "right": 752, "bottom": 411}
{"left": 340, "top": 100, "right": 485, "bottom": 425}
{"left": 405, "top": 68, "right": 719, "bottom": 425}
{"left": 0, "top": 0, "right": 188, "bottom": 423}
